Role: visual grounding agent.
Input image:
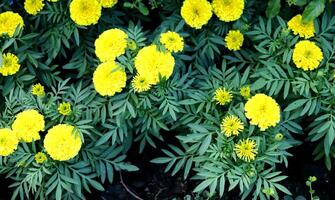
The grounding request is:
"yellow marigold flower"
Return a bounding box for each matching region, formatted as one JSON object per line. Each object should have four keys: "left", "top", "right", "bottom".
{"left": 225, "top": 30, "right": 244, "bottom": 51}
{"left": 44, "top": 124, "right": 82, "bottom": 161}
{"left": 0, "top": 11, "right": 24, "bottom": 37}
{"left": 212, "top": 0, "right": 244, "bottom": 22}
{"left": 214, "top": 87, "right": 233, "bottom": 106}
{"left": 220, "top": 115, "right": 244, "bottom": 137}
{"left": 24, "top": 0, "right": 45, "bottom": 15}
{"left": 134, "top": 45, "right": 175, "bottom": 84}
{"left": 160, "top": 31, "right": 184, "bottom": 53}
{"left": 244, "top": 94, "right": 280, "bottom": 131}
{"left": 34, "top": 152, "right": 47, "bottom": 164}
{"left": 287, "top": 14, "right": 315, "bottom": 39}
{"left": 31, "top": 83, "right": 45, "bottom": 97}
{"left": 58, "top": 102, "right": 72, "bottom": 116}
{"left": 234, "top": 138, "right": 257, "bottom": 162}
{"left": 275, "top": 133, "right": 284, "bottom": 141}
{"left": 70, "top": 0, "right": 102, "bottom": 26}
{"left": 93, "top": 61, "right": 127, "bottom": 96}
{"left": 240, "top": 85, "right": 250, "bottom": 99}
{"left": 0, "top": 53, "right": 20, "bottom": 76}
{"left": 0, "top": 128, "right": 19, "bottom": 156}
{"left": 98, "top": 0, "right": 118, "bottom": 8}
{"left": 12, "top": 109, "right": 45, "bottom": 143}
{"left": 293, "top": 40, "right": 323, "bottom": 71}
{"left": 180, "top": 0, "right": 212, "bottom": 29}
{"left": 132, "top": 74, "right": 151, "bottom": 93}
{"left": 95, "top": 28, "right": 128, "bottom": 62}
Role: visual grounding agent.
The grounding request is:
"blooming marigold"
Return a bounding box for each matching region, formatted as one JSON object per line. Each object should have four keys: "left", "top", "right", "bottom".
{"left": 12, "top": 109, "right": 45, "bottom": 142}
{"left": 34, "top": 152, "right": 47, "bottom": 164}
{"left": 212, "top": 0, "right": 244, "bottom": 22}
{"left": 0, "top": 11, "right": 24, "bottom": 37}
{"left": 0, "top": 53, "right": 20, "bottom": 76}
{"left": 293, "top": 40, "right": 323, "bottom": 71}
{"left": 132, "top": 74, "right": 152, "bottom": 93}
{"left": 220, "top": 115, "right": 244, "bottom": 137}
{"left": 93, "top": 61, "right": 127, "bottom": 96}
{"left": 58, "top": 102, "right": 72, "bottom": 116}
{"left": 180, "top": 0, "right": 212, "bottom": 29}
{"left": 244, "top": 94, "right": 280, "bottom": 131}
{"left": 234, "top": 138, "right": 257, "bottom": 162}
{"left": 98, "top": 0, "right": 118, "bottom": 8}
{"left": 24, "top": 0, "right": 45, "bottom": 15}
{"left": 0, "top": 128, "right": 19, "bottom": 157}
{"left": 160, "top": 31, "right": 184, "bottom": 53}
{"left": 240, "top": 85, "right": 251, "bottom": 99}
{"left": 214, "top": 87, "right": 233, "bottom": 106}
{"left": 31, "top": 83, "right": 45, "bottom": 97}
{"left": 134, "top": 45, "right": 175, "bottom": 84}
{"left": 70, "top": 0, "right": 102, "bottom": 26}
{"left": 44, "top": 124, "right": 82, "bottom": 161}
{"left": 287, "top": 14, "right": 315, "bottom": 39}
{"left": 225, "top": 30, "right": 244, "bottom": 51}
{"left": 95, "top": 28, "right": 128, "bottom": 62}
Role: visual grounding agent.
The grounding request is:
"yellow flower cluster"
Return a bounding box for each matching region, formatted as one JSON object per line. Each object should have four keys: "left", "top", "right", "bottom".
{"left": 293, "top": 40, "right": 323, "bottom": 71}
{"left": 70, "top": 0, "right": 102, "bottom": 26}
{"left": 24, "top": 0, "right": 45, "bottom": 15}
{"left": 0, "top": 128, "right": 19, "bottom": 157}
{"left": 234, "top": 138, "right": 257, "bottom": 162}
{"left": 133, "top": 45, "right": 175, "bottom": 91}
{"left": 220, "top": 115, "right": 244, "bottom": 137}
{"left": 225, "top": 30, "right": 244, "bottom": 51}
{"left": 58, "top": 102, "right": 72, "bottom": 116}
{"left": 34, "top": 152, "right": 47, "bottom": 164}
{"left": 98, "top": 0, "right": 118, "bottom": 8}
{"left": 288, "top": 15, "right": 315, "bottom": 39}
{"left": 0, "top": 11, "right": 24, "bottom": 37}
{"left": 160, "top": 31, "right": 184, "bottom": 53}
{"left": 0, "top": 53, "right": 21, "bottom": 76}
{"left": 93, "top": 61, "right": 127, "bottom": 96}
{"left": 212, "top": 0, "right": 244, "bottom": 22}
{"left": 180, "top": 0, "right": 212, "bottom": 29}
{"left": 95, "top": 28, "right": 128, "bottom": 62}
{"left": 31, "top": 83, "right": 45, "bottom": 97}
{"left": 44, "top": 124, "right": 82, "bottom": 161}
{"left": 214, "top": 87, "right": 232, "bottom": 106}
{"left": 244, "top": 94, "right": 280, "bottom": 131}
{"left": 12, "top": 109, "right": 45, "bottom": 142}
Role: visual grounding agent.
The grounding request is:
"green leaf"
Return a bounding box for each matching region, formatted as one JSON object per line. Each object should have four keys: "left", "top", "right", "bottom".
{"left": 284, "top": 99, "right": 308, "bottom": 112}
{"left": 293, "top": 0, "right": 308, "bottom": 6}
{"left": 266, "top": 0, "right": 281, "bottom": 19}
{"left": 302, "top": 0, "right": 325, "bottom": 23}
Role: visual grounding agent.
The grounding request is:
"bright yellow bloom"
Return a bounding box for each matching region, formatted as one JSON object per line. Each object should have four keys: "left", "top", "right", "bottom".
{"left": 31, "top": 83, "right": 45, "bottom": 97}
{"left": 0, "top": 53, "right": 20, "bottom": 76}
{"left": 180, "top": 0, "right": 212, "bottom": 29}
{"left": 0, "top": 11, "right": 24, "bottom": 37}
{"left": 287, "top": 14, "right": 315, "bottom": 39}
{"left": 244, "top": 94, "right": 280, "bottom": 131}
{"left": 70, "top": 0, "right": 102, "bottom": 26}
{"left": 134, "top": 45, "right": 175, "bottom": 84}
{"left": 212, "top": 0, "right": 244, "bottom": 22}
{"left": 95, "top": 28, "right": 128, "bottom": 62}
{"left": 240, "top": 85, "right": 250, "bottom": 99}
{"left": 160, "top": 31, "right": 184, "bottom": 53}
{"left": 58, "top": 102, "right": 72, "bottom": 116}
{"left": 0, "top": 128, "right": 18, "bottom": 156}
{"left": 24, "top": 0, "right": 45, "bottom": 15}
{"left": 98, "top": 0, "right": 118, "bottom": 8}
{"left": 293, "top": 40, "right": 323, "bottom": 71}
{"left": 132, "top": 74, "right": 152, "bottom": 93}
{"left": 220, "top": 115, "right": 244, "bottom": 137}
{"left": 44, "top": 124, "right": 82, "bottom": 161}
{"left": 234, "top": 138, "right": 257, "bottom": 162}
{"left": 225, "top": 30, "right": 244, "bottom": 51}
{"left": 93, "top": 61, "right": 127, "bottom": 96}
{"left": 12, "top": 109, "right": 45, "bottom": 142}
{"left": 214, "top": 87, "right": 232, "bottom": 106}
{"left": 34, "top": 152, "right": 47, "bottom": 164}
